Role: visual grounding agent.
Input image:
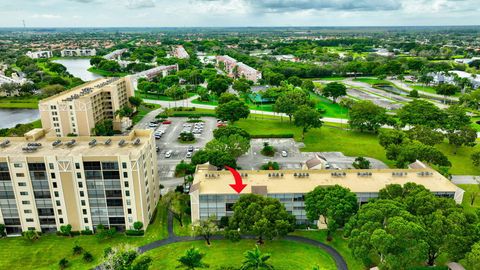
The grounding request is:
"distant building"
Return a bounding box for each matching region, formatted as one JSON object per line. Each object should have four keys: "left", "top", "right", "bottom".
{"left": 26, "top": 51, "right": 53, "bottom": 59}
{"left": 103, "top": 49, "right": 128, "bottom": 60}
{"left": 172, "top": 45, "right": 189, "bottom": 59}
{"left": 0, "top": 128, "right": 159, "bottom": 235}
{"left": 373, "top": 48, "right": 394, "bottom": 57}
{"left": 429, "top": 71, "right": 480, "bottom": 89}
{"left": 39, "top": 77, "right": 135, "bottom": 137}
{"left": 273, "top": 54, "right": 299, "bottom": 62}
{"left": 61, "top": 48, "right": 96, "bottom": 57}
{"left": 190, "top": 164, "right": 464, "bottom": 224}
{"left": 216, "top": 55, "right": 262, "bottom": 83}
{"left": 453, "top": 57, "right": 480, "bottom": 65}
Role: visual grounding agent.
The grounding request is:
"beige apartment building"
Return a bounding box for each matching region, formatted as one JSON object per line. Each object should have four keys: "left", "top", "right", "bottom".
{"left": 39, "top": 77, "right": 134, "bottom": 137}
{"left": 190, "top": 164, "right": 463, "bottom": 224}
{"left": 0, "top": 128, "right": 159, "bottom": 235}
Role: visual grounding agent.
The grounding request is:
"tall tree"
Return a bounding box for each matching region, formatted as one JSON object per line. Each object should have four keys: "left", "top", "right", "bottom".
{"left": 274, "top": 89, "right": 310, "bottom": 122}
{"left": 293, "top": 105, "right": 323, "bottom": 141}
{"left": 215, "top": 100, "right": 250, "bottom": 123}
{"left": 322, "top": 82, "right": 347, "bottom": 103}
{"left": 397, "top": 99, "right": 445, "bottom": 128}
{"left": 205, "top": 134, "right": 250, "bottom": 158}
{"left": 192, "top": 215, "right": 218, "bottom": 246}
{"left": 162, "top": 191, "right": 190, "bottom": 227}
{"left": 349, "top": 100, "right": 391, "bottom": 133}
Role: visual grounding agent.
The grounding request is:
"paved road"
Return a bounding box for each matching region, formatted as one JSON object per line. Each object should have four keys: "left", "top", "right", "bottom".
{"left": 137, "top": 212, "right": 349, "bottom": 270}
{"left": 389, "top": 79, "right": 458, "bottom": 102}
{"left": 452, "top": 175, "right": 480, "bottom": 184}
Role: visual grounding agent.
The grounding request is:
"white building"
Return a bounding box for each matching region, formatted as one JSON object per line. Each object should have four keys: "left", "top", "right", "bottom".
{"left": 273, "top": 54, "right": 299, "bottom": 62}
{"left": 103, "top": 49, "right": 128, "bottom": 60}
{"left": 61, "top": 48, "right": 96, "bottom": 57}
{"left": 430, "top": 71, "right": 480, "bottom": 89}
{"left": 26, "top": 51, "right": 53, "bottom": 59}
{"left": 172, "top": 45, "right": 189, "bottom": 59}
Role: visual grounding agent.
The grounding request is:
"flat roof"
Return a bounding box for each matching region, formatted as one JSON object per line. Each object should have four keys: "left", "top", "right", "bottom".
{"left": 39, "top": 77, "right": 121, "bottom": 104}
{"left": 193, "top": 165, "right": 459, "bottom": 195}
{"left": 0, "top": 129, "right": 153, "bottom": 158}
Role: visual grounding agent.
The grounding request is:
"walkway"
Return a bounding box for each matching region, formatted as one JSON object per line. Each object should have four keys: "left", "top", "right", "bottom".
{"left": 137, "top": 211, "right": 349, "bottom": 270}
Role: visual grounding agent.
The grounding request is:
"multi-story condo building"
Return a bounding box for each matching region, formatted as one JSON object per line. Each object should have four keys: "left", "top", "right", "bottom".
{"left": 103, "top": 49, "right": 128, "bottom": 60}
{"left": 61, "top": 48, "right": 97, "bottom": 57}
{"left": 190, "top": 164, "right": 463, "bottom": 224}
{"left": 26, "top": 51, "right": 53, "bottom": 59}
{"left": 0, "top": 128, "right": 159, "bottom": 235}
{"left": 216, "top": 55, "right": 262, "bottom": 83}
{"left": 172, "top": 45, "right": 190, "bottom": 59}
{"left": 39, "top": 77, "right": 134, "bottom": 137}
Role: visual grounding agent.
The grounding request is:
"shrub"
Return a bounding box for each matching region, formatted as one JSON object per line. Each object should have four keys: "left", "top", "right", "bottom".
{"left": 260, "top": 142, "right": 275, "bottom": 157}
{"left": 125, "top": 230, "right": 145, "bottom": 236}
{"left": 73, "top": 244, "right": 84, "bottom": 255}
{"left": 250, "top": 134, "right": 294, "bottom": 138}
{"left": 58, "top": 258, "right": 69, "bottom": 269}
{"left": 219, "top": 216, "right": 229, "bottom": 228}
{"left": 260, "top": 161, "right": 280, "bottom": 170}
{"left": 225, "top": 229, "right": 241, "bottom": 242}
{"left": 81, "top": 229, "right": 93, "bottom": 235}
{"left": 83, "top": 251, "right": 94, "bottom": 262}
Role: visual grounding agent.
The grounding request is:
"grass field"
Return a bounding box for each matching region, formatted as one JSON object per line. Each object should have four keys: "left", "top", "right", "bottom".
{"left": 137, "top": 92, "right": 197, "bottom": 101}
{"left": 0, "top": 205, "right": 168, "bottom": 270}
{"left": 235, "top": 118, "right": 480, "bottom": 174}
{"left": 458, "top": 184, "right": 480, "bottom": 214}
{"left": 310, "top": 92, "right": 349, "bottom": 118}
{"left": 131, "top": 103, "right": 161, "bottom": 124}
{"left": 144, "top": 239, "right": 337, "bottom": 270}
{"left": 353, "top": 77, "right": 391, "bottom": 85}
{"left": 292, "top": 231, "right": 364, "bottom": 270}
{"left": 411, "top": 84, "right": 461, "bottom": 97}
{"left": 0, "top": 96, "right": 39, "bottom": 109}
{"left": 87, "top": 67, "right": 129, "bottom": 77}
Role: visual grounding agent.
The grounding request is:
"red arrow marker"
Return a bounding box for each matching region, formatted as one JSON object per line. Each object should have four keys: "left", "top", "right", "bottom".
{"left": 225, "top": 166, "right": 247, "bottom": 194}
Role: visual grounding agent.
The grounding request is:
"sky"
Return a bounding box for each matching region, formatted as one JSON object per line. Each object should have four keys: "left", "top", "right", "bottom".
{"left": 0, "top": 0, "right": 479, "bottom": 27}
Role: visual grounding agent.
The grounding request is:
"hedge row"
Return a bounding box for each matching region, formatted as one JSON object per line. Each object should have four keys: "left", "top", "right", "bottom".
{"left": 171, "top": 113, "right": 217, "bottom": 117}
{"left": 250, "top": 134, "right": 294, "bottom": 138}
{"left": 125, "top": 230, "right": 145, "bottom": 236}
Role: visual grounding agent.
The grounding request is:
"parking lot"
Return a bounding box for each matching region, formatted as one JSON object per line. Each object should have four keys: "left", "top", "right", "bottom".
{"left": 151, "top": 117, "right": 217, "bottom": 181}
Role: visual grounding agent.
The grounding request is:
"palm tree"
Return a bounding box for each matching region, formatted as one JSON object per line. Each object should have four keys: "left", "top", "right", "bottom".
{"left": 177, "top": 247, "right": 209, "bottom": 269}
{"left": 240, "top": 245, "right": 274, "bottom": 270}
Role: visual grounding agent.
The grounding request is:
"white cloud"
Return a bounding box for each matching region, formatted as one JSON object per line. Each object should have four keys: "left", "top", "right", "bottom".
{"left": 31, "top": 14, "right": 61, "bottom": 19}
{"left": 126, "top": 0, "right": 155, "bottom": 9}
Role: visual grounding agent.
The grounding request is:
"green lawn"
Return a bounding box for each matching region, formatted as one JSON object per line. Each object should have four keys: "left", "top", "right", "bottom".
{"left": 471, "top": 117, "right": 480, "bottom": 132}
{"left": 458, "top": 184, "right": 480, "bottom": 214}
{"left": 144, "top": 239, "right": 337, "bottom": 270}
{"left": 310, "top": 92, "right": 349, "bottom": 118}
{"left": 0, "top": 97, "right": 39, "bottom": 109}
{"left": 137, "top": 92, "right": 196, "bottom": 101}
{"left": 0, "top": 205, "right": 168, "bottom": 270}
{"left": 315, "top": 76, "right": 347, "bottom": 81}
{"left": 411, "top": 85, "right": 461, "bottom": 97}
{"left": 87, "top": 67, "right": 129, "bottom": 77}
{"left": 353, "top": 77, "right": 391, "bottom": 85}
{"left": 131, "top": 103, "right": 161, "bottom": 124}
{"left": 173, "top": 216, "right": 192, "bottom": 237}
{"left": 235, "top": 118, "right": 480, "bottom": 174}
{"left": 292, "top": 230, "right": 364, "bottom": 270}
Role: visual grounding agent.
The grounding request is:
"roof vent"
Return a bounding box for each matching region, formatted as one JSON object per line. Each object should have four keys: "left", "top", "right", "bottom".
{"left": 105, "top": 139, "right": 112, "bottom": 145}
{"left": 52, "top": 140, "right": 62, "bottom": 147}
{"left": 0, "top": 140, "right": 10, "bottom": 147}
{"left": 66, "top": 139, "right": 76, "bottom": 147}
{"left": 27, "top": 143, "right": 41, "bottom": 147}
{"left": 89, "top": 139, "right": 97, "bottom": 147}
{"left": 118, "top": 140, "right": 126, "bottom": 146}
{"left": 133, "top": 138, "right": 141, "bottom": 145}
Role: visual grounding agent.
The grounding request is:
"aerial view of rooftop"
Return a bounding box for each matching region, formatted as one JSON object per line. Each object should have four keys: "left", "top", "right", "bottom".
{"left": 1, "top": 0, "right": 480, "bottom": 269}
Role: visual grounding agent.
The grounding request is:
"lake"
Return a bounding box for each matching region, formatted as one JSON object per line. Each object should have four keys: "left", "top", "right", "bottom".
{"left": 53, "top": 58, "right": 103, "bottom": 81}
{"left": 0, "top": 109, "right": 40, "bottom": 129}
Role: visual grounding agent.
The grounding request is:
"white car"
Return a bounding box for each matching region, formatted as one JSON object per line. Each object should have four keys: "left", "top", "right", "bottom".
{"left": 164, "top": 150, "right": 172, "bottom": 158}
{"left": 186, "top": 152, "right": 193, "bottom": 158}
{"left": 281, "top": 150, "right": 288, "bottom": 157}
{"left": 148, "top": 122, "right": 158, "bottom": 128}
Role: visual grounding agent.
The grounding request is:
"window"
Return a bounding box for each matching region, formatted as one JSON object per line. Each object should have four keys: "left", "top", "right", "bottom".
{"left": 54, "top": 191, "right": 59, "bottom": 197}
{"left": 15, "top": 173, "right": 25, "bottom": 177}
{"left": 123, "top": 172, "right": 128, "bottom": 178}
{"left": 13, "top": 163, "right": 22, "bottom": 168}
{"left": 75, "top": 163, "right": 80, "bottom": 169}
{"left": 84, "top": 218, "right": 88, "bottom": 223}
{"left": 81, "top": 200, "right": 86, "bottom": 206}
{"left": 82, "top": 209, "right": 87, "bottom": 215}
{"left": 49, "top": 163, "right": 54, "bottom": 170}
{"left": 22, "top": 201, "right": 30, "bottom": 205}
{"left": 20, "top": 191, "right": 28, "bottom": 196}
{"left": 24, "top": 209, "right": 32, "bottom": 214}
{"left": 50, "top": 173, "right": 56, "bottom": 179}
{"left": 18, "top": 182, "right": 27, "bottom": 187}
{"left": 122, "top": 162, "right": 127, "bottom": 169}
{"left": 125, "top": 190, "right": 130, "bottom": 197}
{"left": 80, "top": 191, "right": 84, "bottom": 197}
{"left": 52, "top": 182, "right": 57, "bottom": 188}
{"left": 124, "top": 181, "right": 129, "bottom": 188}
{"left": 56, "top": 200, "right": 61, "bottom": 206}
{"left": 26, "top": 218, "right": 34, "bottom": 222}
{"left": 127, "top": 208, "right": 132, "bottom": 214}
{"left": 59, "top": 218, "right": 64, "bottom": 224}
{"left": 78, "top": 182, "right": 83, "bottom": 188}
{"left": 76, "top": 172, "right": 81, "bottom": 178}
{"left": 58, "top": 209, "right": 62, "bottom": 215}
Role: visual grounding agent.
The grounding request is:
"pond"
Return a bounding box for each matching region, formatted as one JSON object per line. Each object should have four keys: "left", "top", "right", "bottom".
{"left": 0, "top": 109, "right": 39, "bottom": 129}
{"left": 53, "top": 58, "right": 103, "bottom": 81}
{"left": 374, "top": 84, "right": 409, "bottom": 95}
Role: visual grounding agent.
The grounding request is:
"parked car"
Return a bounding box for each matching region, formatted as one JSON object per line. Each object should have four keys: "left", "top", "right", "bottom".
{"left": 186, "top": 152, "right": 193, "bottom": 158}
{"left": 217, "top": 123, "right": 226, "bottom": 127}
{"left": 156, "top": 146, "right": 160, "bottom": 152}
{"left": 281, "top": 150, "right": 288, "bottom": 157}
{"left": 165, "top": 150, "right": 172, "bottom": 158}
{"left": 162, "top": 120, "right": 172, "bottom": 124}
{"left": 148, "top": 122, "right": 158, "bottom": 128}
{"left": 154, "top": 132, "right": 162, "bottom": 139}
{"left": 187, "top": 145, "right": 194, "bottom": 152}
